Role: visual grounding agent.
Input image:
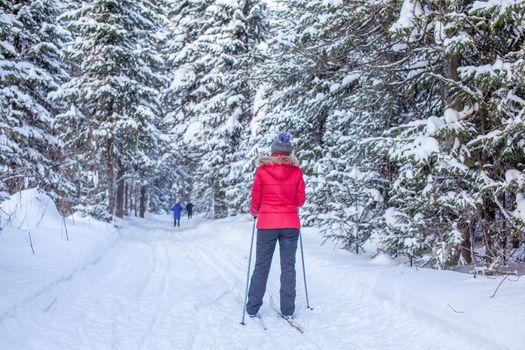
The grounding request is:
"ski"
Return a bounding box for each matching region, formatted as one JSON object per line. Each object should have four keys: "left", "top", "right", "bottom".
{"left": 280, "top": 314, "right": 304, "bottom": 333}
{"left": 238, "top": 292, "right": 267, "bottom": 330}
{"left": 269, "top": 296, "right": 305, "bottom": 333}
{"left": 250, "top": 314, "right": 268, "bottom": 330}
{"left": 277, "top": 312, "right": 304, "bottom": 333}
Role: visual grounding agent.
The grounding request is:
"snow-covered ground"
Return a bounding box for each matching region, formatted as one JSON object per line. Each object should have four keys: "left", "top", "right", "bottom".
{"left": 1, "top": 190, "right": 524, "bottom": 350}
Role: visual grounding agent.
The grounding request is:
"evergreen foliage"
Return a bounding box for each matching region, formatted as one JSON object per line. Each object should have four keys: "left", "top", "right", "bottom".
{"left": 54, "top": 0, "right": 166, "bottom": 219}
{"left": 257, "top": 1, "right": 396, "bottom": 252}
{"left": 0, "top": 0, "right": 71, "bottom": 202}
{"left": 1, "top": 0, "right": 524, "bottom": 272}
{"left": 371, "top": 0, "right": 525, "bottom": 268}
{"left": 164, "top": 0, "right": 268, "bottom": 218}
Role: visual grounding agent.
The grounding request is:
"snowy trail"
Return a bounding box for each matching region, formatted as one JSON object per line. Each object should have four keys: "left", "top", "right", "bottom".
{"left": 0, "top": 215, "right": 517, "bottom": 349}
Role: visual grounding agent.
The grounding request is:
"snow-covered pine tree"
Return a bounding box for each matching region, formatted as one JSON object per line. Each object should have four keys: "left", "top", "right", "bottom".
{"left": 0, "top": 1, "right": 20, "bottom": 200}
{"left": 120, "top": 0, "right": 182, "bottom": 217}
{"left": 54, "top": 0, "right": 166, "bottom": 219}
{"left": 164, "top": 0, "right": 268, "bottom": 218}
{"left": 371, "top": 0, "right": 525, "bottom": 269}
{"left": 256, "top": 1, "right": 395, "bottom": 249}
{"left": 220, "top": 1, "right": 268, "bottom": 216}
{"left": 162, "top": 0, "right": 214, "bottom": 216}
{"left": 452, "top": 1, "right": 525, "bottom": 266}
{"left": 287, "top": 1, "right": 400, "bottom": 251}
{"left": 368, "top": 0, "right": 480, "bottom": 267}
{"left": 0, "top": 0, "right": 71, "bottom": 202}
{"left": 255, "top": 0, "right": 340, "bottom": 225}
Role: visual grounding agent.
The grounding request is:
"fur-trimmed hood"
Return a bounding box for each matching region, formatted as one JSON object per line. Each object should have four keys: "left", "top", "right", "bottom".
{"left": 256, "top": 155, "right": 300, "bottom": 168}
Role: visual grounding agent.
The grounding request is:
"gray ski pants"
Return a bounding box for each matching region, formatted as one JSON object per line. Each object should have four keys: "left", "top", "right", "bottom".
{"left": 246, "top": 228, "right": 299, "bottom": 316}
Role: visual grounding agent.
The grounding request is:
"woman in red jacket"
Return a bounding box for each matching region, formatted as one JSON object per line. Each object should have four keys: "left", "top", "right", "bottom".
{"left": 246, "top": 132, "right": 306, "bottom": 318}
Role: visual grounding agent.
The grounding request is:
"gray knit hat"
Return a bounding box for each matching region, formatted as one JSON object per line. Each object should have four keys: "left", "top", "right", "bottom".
{"left": 271, "top": 132, "right": 293, "bottom": 155}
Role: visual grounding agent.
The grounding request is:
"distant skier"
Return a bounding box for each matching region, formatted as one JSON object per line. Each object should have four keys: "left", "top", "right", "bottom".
{"left": 246, "top": 131, "right": 306, "bottom": 319}
{"left": 171, "top": 201, "right": 183, "bottom": 227}
{"left": 186, "top": 202, "right": 193, "bottom": 219}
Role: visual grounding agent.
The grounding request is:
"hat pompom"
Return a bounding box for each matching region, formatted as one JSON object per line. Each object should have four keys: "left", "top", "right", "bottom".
{"left": 278, "top": 132, "right": 292, "bottom": 144}
{"left": 271, "top": 131, "right": 293, "bottom": 155}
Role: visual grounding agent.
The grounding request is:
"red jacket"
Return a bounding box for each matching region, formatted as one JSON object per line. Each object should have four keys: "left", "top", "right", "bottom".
{"left": 249, "top": 154, "right": 306, "bottom": 229}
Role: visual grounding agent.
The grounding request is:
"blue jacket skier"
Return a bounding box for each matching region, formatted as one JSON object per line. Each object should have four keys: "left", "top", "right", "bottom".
{"left": 171, "top": 202, "right": 183, "bottom": 227}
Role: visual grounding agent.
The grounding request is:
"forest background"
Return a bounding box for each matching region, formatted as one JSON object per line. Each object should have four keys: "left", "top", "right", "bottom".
{"left": 1, "top": 0, "right": 524, "bottom": 271}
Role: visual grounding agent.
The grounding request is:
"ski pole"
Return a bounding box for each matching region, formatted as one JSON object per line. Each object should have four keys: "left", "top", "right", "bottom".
{"left": 299, "top": 230, "right": 313, "bottom": 310}
{"left": 240, "top": 217, "right": 257, "bottom": 325}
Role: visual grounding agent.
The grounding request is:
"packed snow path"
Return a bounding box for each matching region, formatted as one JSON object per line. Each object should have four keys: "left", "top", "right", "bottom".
{"left": 0, "top": 215, "right": 520, "bottom": 349}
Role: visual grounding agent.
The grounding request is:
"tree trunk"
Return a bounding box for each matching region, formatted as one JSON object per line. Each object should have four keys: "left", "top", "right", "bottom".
{"left": 213, "top": 185, "right": 227, "bottom": 219}
{"left": 139, "top": 185, "right": 147, "bottom": 218}
{"left": 115, "top": 160, "right": 125, "bottom": 218}
{"left": 447, "top": 54, "right": 460, "bottom": 84}
{"left": 106, "top": 139, "right": 115, "bottom": 216}
{"left": 124, "top": 183, "right": 129, "bottom": 216}
{"left": 445, "top": 54, "right": 461, "bottom": 149}
{"left": 129, "top": 183, "right": 134, "bottom": 215}
{"left": 446, "top": 54, "right": 474, "bottom": 265}
{"left": 134, "top": 184, "right": 138, "bottom": 217}
{"left": 459, "top": 221, "right": 473, "bottom": 264}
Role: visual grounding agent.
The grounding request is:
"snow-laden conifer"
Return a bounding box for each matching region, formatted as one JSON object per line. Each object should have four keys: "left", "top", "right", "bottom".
{"left": 54, "top": 0, "right": 166, "bottom": 219}
{"left": 372, "top": 0, "right": 525, "bottom": 268}
{"left": 0, "top": 0, "right": 71, "bottom": 202}
{"left": 164, "top": 0, "right": 268, "bottom": 218}
{"left": 256, "top": 1, "right": 396, "bottom": 251}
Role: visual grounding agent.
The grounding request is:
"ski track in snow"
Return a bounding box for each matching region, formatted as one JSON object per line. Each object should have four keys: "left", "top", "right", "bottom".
{"left": 0, "top": 215, "right": 509, "bottom": 349}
